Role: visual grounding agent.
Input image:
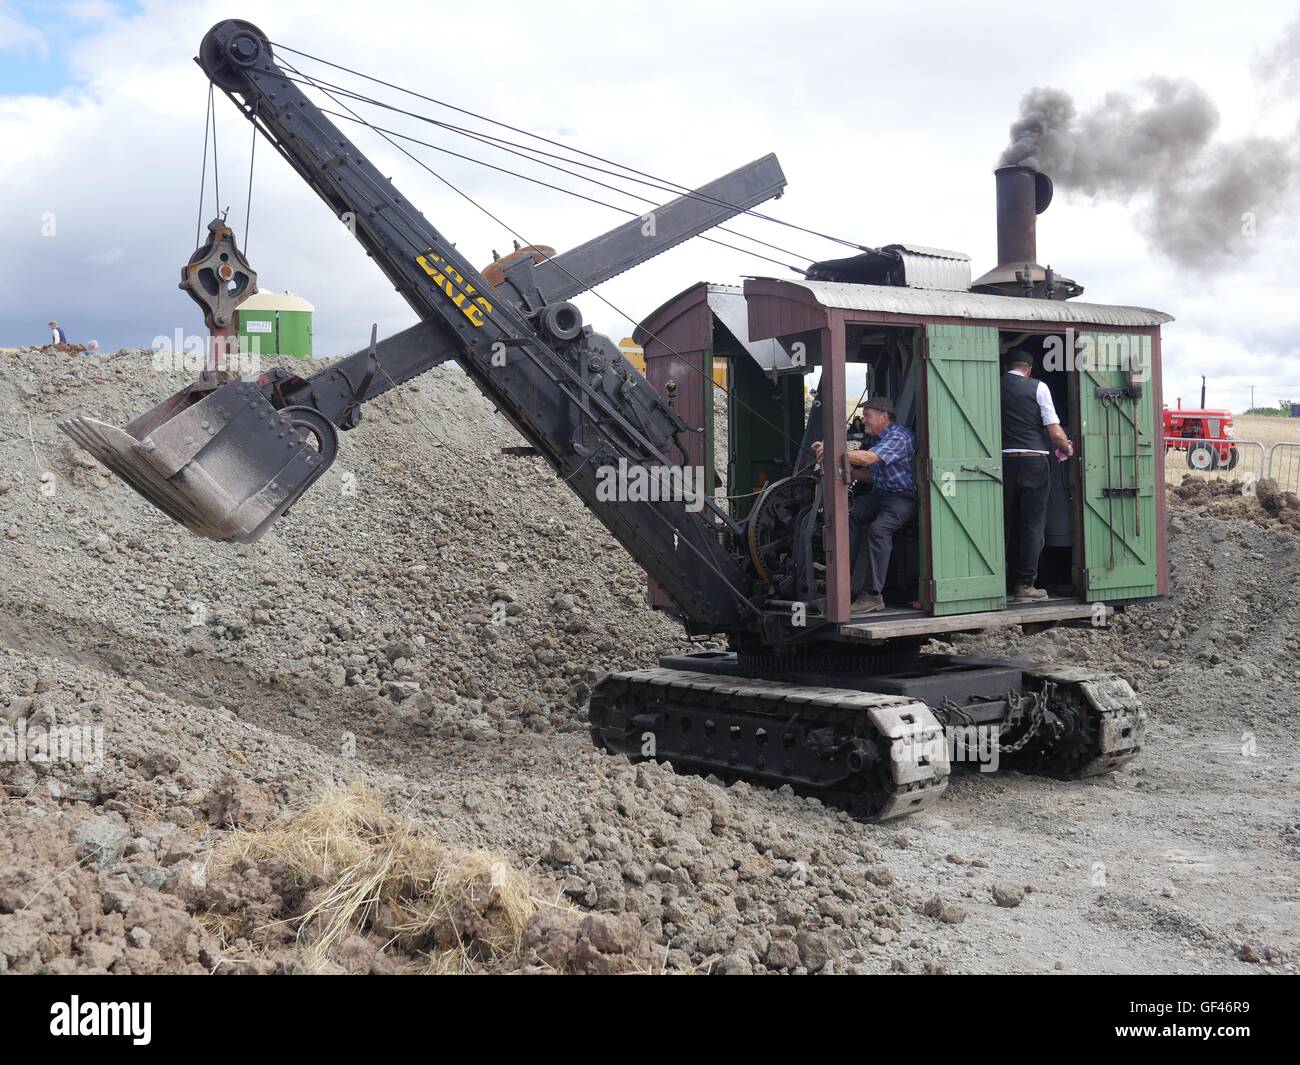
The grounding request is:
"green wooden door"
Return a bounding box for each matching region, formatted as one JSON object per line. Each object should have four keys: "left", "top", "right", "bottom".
{"left": 922, "top": 325, "right": 1007, "bottom": 615}
{"left": 1078, "top": 332, "right": 1158, "bottom": 600}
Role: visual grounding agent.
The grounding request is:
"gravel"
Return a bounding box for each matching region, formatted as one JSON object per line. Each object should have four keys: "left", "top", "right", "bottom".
{"left": 1, "top": 346, "right": 1296, "bottom": 974}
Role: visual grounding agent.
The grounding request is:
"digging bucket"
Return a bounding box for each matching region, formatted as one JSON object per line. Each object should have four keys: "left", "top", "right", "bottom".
{"left": 59, "top": 377, "right": 337, "bottom": 543}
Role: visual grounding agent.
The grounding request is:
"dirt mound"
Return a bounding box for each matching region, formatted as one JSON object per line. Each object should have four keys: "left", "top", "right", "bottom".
{"left": 0, "top": 799, "right": 216, "bottom": 974}
{"left": 0, "top": 348, "right": 937, "bottom": 974}
{"left": 2, "top": 347, "right": 1295, "bottom": 974}
{"left": 201, "top": 785, "right": 661, "bottom": 974}
{"left": 1170, "top": 475, "right": 1300, "bottom": 534}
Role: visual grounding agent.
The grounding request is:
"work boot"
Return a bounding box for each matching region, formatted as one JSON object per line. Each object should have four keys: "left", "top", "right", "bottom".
{"left": 851, "top": 592, "right": 885, "bottom": 614}
{"left": 1011, "top": 584, "right": 1048, "bottom": 602}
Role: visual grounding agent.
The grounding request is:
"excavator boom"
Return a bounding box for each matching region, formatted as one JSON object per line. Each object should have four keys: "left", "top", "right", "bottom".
{"left": 62, "top": 19, "right": 787, "bottom": 633}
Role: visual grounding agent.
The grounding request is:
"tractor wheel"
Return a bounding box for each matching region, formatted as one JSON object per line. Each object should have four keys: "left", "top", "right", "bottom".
{"left": 1188, "top": 442, "right": 1218, "bottom": 471}
{"left": 1223, "top": 447, "right": 1240, "bottom": 471}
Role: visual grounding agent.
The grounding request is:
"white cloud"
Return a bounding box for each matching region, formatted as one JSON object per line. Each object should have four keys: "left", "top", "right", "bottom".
{"left": 0, "top": 0, "right": 1297, "bottom": 414}
{"left": 0, "top": 2, "right": 48, "bottom": 58}
{"left": 61, "top": 0, "right": 120, "bottom": 23}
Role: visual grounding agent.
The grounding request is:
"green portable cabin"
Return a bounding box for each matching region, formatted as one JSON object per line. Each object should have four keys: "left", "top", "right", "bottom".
{"left": 236, "top": 291, "right": 314, "bottom": 359}
{"left": 636, "top": 171, "right": 1173, "bottom": 639}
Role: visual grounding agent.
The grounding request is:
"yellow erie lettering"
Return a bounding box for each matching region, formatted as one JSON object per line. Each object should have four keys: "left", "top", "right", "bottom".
{"left": 417, "top": 252, "right": 493, "bottom": 328}
{"left": 417, "top": 254, "right": 446, "bottom": 286}
{"left": 464, "top": 296, "right": 494, "bottom": 327}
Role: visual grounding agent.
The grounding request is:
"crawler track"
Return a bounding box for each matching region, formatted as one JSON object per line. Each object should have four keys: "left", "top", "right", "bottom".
{"left": 589, "top": 662, "right": 1146, "bottom": 820}
{"left": 1002, "top": 665, "right": 1147, "bottom": 778}
{"left": 589, "top": 668, "right": 950, "bottom": 820}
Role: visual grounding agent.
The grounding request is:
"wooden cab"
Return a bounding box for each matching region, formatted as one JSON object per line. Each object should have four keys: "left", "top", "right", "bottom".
{"left": 637, "top": 275, "right": 1172, "bottom": 638}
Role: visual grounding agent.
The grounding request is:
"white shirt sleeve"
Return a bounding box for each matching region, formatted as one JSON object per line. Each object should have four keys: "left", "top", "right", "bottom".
{"left": 1035, "top": 380, "right": 1060, "bottom": 427}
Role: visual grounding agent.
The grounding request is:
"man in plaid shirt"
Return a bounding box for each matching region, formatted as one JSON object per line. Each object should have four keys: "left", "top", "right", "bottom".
{"left": 812, "top": 395, "right": 916, "bottom": 614}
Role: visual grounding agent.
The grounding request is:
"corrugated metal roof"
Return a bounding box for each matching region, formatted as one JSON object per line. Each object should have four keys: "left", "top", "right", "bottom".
{"left": 784, "top": 280, "right": 1173, "bottom": 326}
{"left": 885, "top": 243, "right": 969, "bottom": 260}
{"left": 883, "top": 243, "right": 971, "bottom": 292}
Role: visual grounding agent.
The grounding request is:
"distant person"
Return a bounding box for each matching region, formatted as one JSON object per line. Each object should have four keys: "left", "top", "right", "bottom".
{"left": 1001, "top": 351, "right": 1073, "bottom": 602}
{"left": 48, "top": 320, "right": 68, "bottom": 344}
{"left": 79, "top": 340, "right": 100, "bottom": 357}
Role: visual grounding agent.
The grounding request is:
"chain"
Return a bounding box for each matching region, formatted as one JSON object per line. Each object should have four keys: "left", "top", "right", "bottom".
{"left": 992, "top": 682, "right": 1055, "bottom": 754}
{"left": 932, "top": 682, "right": 1055, "bottom": 756}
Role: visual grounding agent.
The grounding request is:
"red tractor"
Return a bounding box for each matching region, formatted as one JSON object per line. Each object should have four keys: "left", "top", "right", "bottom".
{"left": 1163, "top": 407, "right": 1239, "bottom": 470}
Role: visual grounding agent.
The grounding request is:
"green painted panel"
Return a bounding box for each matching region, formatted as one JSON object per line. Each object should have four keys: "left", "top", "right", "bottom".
{"left": 276, "top": 310, "right": 313, "bottom": 358}
{"left": 923, "top": 324, "right": 1007, "bottom": 616}
{"left": 237, "top": 311, "right": 276, "bottom": 360}
{"left": 932, "top": 573, "right": 1005, "bottom": 600}
{"left": 1078, "top": 332, "right": 1158, "bottom": 600}
{"left": 237, "top": 309, "right": 313, "bottom": 359}
{"left": 727, "top": 353, "right": 798, "bottom": 520}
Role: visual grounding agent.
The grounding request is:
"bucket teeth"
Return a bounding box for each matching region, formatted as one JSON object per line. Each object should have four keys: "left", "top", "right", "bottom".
{"left": 59, "top": 380, "right": 334, "bottom": 543}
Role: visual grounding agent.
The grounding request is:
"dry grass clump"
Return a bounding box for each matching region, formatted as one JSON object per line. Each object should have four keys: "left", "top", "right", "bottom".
{"left": 213, "top": 784, "right": 546, "bottom": 971}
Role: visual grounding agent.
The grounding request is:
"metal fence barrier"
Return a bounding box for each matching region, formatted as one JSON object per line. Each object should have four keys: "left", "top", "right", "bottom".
{"left": 1163, "top": 437, "right": 1267, "bottom": 483}
{"left": 1163, "top": 437, "right": 1300, "bottom": 494}
{"left": 1268, "top": 442, "right": 1300, "bottom": 495}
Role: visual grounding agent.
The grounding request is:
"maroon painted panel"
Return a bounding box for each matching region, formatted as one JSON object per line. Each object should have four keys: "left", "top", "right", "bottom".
{"left": 820, "top": 317, "right": 851, "bottom": 622}
{"left": 743, "top": 278, "right": 829, "bottom": 340}
{"left": 637, "top": 284, "right": 712, "bottom": 612}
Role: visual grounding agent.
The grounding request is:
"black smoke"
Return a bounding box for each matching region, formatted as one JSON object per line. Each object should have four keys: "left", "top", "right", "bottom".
{"left": 999, "top": 73, "right": 1299, "bottom": 270}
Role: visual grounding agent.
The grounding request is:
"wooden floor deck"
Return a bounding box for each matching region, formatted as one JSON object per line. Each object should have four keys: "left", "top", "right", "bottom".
{"left": 838, "top": 599, "right": 1108, "bottom": 640}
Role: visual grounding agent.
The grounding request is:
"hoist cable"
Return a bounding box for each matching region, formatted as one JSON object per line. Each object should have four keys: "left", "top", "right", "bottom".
{"left": 211, "top": 87, "right": 221, "bottom": 219}
{"left": 274, "top": 70, "right": 816, "bottom": 265}
{"left": 270, "top": 39, "right": 865, "bottom": 252}
{"left": 277, "top": 60, "right": 810, "bottom": 468}
{"left": 315, "top": 105, "right": 805, "bottom": 274}
{"left": 243, "top": 101, "right": 258, "bottom": 252}
{"left": 312, "top": 95, "right": 817, "bottom": 265}
{"left": 195, "top": 83, "right": 213, "bottom": 245}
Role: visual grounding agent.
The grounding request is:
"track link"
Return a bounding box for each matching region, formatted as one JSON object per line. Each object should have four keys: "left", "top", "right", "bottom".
{"left": 588, "top": 668, "right": 949, "bottom": 821}
{"left": 1002, "top": 665, "right": 1147, "bottom": 778}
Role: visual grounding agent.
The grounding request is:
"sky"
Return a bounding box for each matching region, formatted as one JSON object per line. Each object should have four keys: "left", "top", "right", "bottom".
{"left": 1, "top": 0, "right": 1298, "bottom": 414}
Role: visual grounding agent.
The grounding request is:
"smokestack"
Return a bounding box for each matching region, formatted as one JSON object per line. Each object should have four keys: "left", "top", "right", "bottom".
{"left": 996, "top": 166, "right": 1047, "bottom": 266}
{"left": 973, "top": 165, "right": 1082, "bottom": 300}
